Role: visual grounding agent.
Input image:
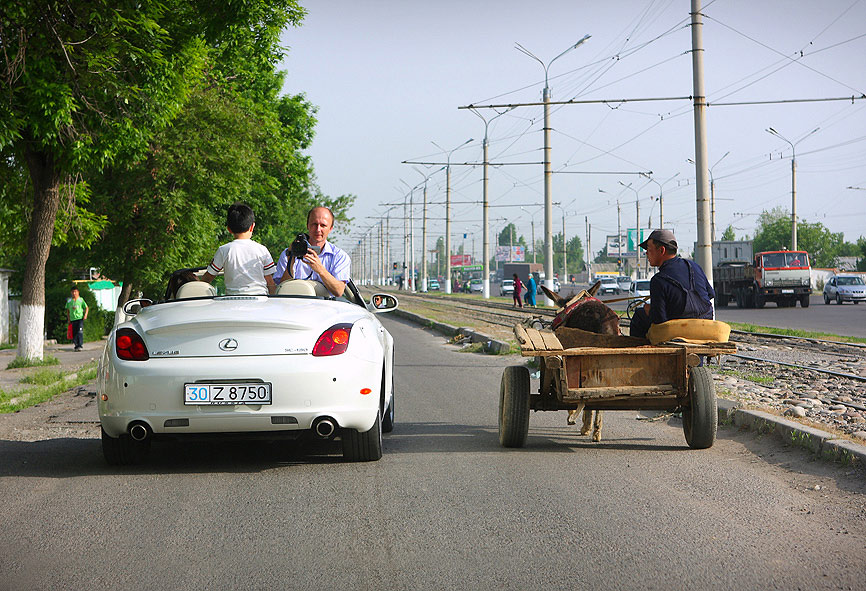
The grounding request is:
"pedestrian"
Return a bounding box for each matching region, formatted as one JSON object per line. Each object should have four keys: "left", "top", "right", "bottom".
{"left": 525, "top": 274, "right": 537, "bottom": 307}
{"left": 512, "top": 273, "right": 523, "bottom": 308}
{"left": 66, "top": 286, "right": 89, "bottom": 351}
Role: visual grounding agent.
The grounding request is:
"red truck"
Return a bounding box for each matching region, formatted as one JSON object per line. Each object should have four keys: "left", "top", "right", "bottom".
{"left": 712, "top": 241, "right": 811, "bottom": 308}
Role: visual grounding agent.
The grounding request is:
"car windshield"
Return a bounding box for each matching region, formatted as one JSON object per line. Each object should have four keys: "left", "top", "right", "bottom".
{"left": 634, "top": 281, "right": 650, "bottom": 290}
{"left": 838, "top": 276, "right": 865, "bottom": 286}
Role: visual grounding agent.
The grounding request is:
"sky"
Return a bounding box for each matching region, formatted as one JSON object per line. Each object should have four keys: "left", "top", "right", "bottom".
{"left": 279, "top": 0, "right": 866, "bottom": 269}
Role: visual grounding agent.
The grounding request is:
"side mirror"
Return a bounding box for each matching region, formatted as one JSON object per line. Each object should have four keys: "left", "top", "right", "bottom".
{"left": 122, "top": 298, "right": 153, "bottom": 316}
{"left": 369, "top": 293, "right": 398, "bottom": 312}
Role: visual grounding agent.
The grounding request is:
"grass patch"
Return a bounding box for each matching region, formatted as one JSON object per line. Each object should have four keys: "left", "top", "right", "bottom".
{"left": 19, "top": 368, "right": 66, "bottom": 385}
{"left": 717, "top": 368, "right": 775, "bottom": 385}
{"left": 6, "top": 355, "right": 60, "bottom": 369}
{"left": 0, "top": 362, "right": 98, "bottom": 413}
{"left": 0, "top": 343, "right": 15, "bottom": 351}
{"left": 729, "top": 322, "right": 866, "bottom": 345}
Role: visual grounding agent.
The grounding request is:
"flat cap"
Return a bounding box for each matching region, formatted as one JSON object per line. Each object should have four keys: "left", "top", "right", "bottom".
{"left": 639, "top": 228, "right": 677, "bottom": 250}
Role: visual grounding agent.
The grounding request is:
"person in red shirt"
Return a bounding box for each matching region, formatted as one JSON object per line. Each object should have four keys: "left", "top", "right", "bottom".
{"left": 512, "top": 273, "right": 524, "bottom": 308}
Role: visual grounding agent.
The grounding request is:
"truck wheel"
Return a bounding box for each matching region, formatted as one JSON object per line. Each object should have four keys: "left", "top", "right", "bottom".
{"left": 754, "top": 292, "right": 765, "bottom": 308}
{"left": 800, "top": 294, "right": 810, "bottom": 308}
{"left": 499, "top": 366, "right": 530, "bottom": 448}
{"left": 683, "top": 366, "right": 717, "bottom": 449}
{"left": 717, "top": 294, "right": 729, "bottom": 308}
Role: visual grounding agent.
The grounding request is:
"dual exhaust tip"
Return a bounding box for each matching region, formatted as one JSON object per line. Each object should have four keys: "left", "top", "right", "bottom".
{"left": 128, "top": 417, "right": 338, "bottom": 441}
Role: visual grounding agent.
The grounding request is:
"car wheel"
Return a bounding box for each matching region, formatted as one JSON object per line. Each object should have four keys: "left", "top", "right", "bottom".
{"left": 499, "top": 366, "right": 530, "bottom": 448}
{"left": 683, "top": 366, "right": 716, "bottom": 450}
{"left": 101, "top": 427, "right": 150, "bottom": 466}
{"left": 824, "top": 293, "right": 830, "bottom": 305}
{"left": 342, "top": 413, "right": 383, "bottom": 462}
{"left": 837, "top": 294, "right": 843, "bottom": 305}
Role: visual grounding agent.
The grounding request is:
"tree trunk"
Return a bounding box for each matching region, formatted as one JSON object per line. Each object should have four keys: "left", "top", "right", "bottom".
{"left": 118, "top": 277, "right": 134, "bottom": 307}
{"left": 18, "top": 146, "right": 62, "bottom": 361}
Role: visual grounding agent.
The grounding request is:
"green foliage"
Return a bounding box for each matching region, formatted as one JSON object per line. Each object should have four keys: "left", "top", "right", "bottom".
{"left": 6, "top": 355, "right": 60, "bottom": 369}
{"left": 720, "top": 225, "right": 737, "bottom": 241}
{"left": 553, "top": 233, "right": 585, "bottom": 275}
{"left": 752, "top": 207, "right": 855, "bottom": 267}
{"left": 20, "top": 368, "right": 65, "bottom": 385}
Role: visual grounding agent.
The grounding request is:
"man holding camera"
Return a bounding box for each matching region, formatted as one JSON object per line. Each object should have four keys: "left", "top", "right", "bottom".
{"left": 274, "top": 206, "right": 351, "bottom": 297}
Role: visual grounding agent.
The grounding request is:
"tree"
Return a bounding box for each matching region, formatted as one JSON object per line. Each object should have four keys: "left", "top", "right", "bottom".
{"left": 552, "top": 233, "right": 585, "bottom": 276}
{"left": 0, "top": 0, "right": 304, "bottom": 360}
{"left": 752, "top": 207, "right": 848, "bottom": 267}
{"left": 720, "top": 225, "right": 736, "bottom": 241}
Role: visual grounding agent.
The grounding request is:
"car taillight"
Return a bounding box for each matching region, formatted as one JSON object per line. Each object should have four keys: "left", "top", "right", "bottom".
{"left": 312, "top": 323, "right": 352, "bottom": 357}
{"left": 116, "top": 328, "right": 149, "bottom": 361}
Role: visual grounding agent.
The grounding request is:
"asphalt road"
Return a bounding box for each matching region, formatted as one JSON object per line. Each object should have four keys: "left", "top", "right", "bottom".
{"left": 1, "top": 316, "right": 865, "bottom": 590}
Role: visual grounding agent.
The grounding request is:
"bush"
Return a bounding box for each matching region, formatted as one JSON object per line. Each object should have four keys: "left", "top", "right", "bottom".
{"left": 45, "top": 282, "right": 113, "bottom": 344}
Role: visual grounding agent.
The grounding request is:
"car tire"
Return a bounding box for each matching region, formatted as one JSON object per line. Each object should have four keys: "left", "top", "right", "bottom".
{"left": 837, "top": 294, "right": 843, "bottom": 305}
{"left": 824, "top": 293, "right": 830, "bottom": 305}
{"left": 683, "top": 366, "right": 717, "bottom": 450}
{"left": 499, "top": 366, "right": 530, "bottom": 448}
{"left": 342, "top": 413, "right": 383, "bottom": 462}
{"left": 101, "top": 426, "right": 150, "bottom": 466}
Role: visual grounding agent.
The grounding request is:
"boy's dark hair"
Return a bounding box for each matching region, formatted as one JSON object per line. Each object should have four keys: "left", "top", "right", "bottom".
{"left": 70, "top": 286, "right": 79, "bottom": 293}
{"left": 227, "top": 203, "right": 255, "bottom": 234}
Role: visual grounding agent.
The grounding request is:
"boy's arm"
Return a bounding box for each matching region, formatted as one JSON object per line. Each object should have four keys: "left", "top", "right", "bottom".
{"left": 201, "top": 272, "right": 215, "bottom": 284}
{"left": 266, "top": 275, "right": 277, "bottom": 295}
{"left": 84, "top": 302, "right": 89, "bottom": 320}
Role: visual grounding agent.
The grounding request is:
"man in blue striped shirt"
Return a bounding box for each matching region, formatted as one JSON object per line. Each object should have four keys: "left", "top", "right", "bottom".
{"left": 274, "top": 206, "right": 351, "bottom": 297}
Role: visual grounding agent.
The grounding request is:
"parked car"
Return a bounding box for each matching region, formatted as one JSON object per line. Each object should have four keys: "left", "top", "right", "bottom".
{"left": 501, "top": 279, "right": 514, "bottom": 295}
{"left": 536, "top": 278, "right": 561, "bottom": 294}
{"left": 631, "top": 279, "right": 651, "bottom": 299}
{"left": 469, "top": 278, "right": 483, "bottom": 293}
{"left": 98, "top": 271, "right": 397, "bottom": 465}
{"left": 598, "top": 277, "right": 620, "bottom": 295}
{"left": 617, "top": 276, "right": 632, "bottom": 293}
{"left": 823, "top": 274, "right": 866, "bottom": 304}
{"left": 427, "top": 278, "right": 440, "bottom": 291}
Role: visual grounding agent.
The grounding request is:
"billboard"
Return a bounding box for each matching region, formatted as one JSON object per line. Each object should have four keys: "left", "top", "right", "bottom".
{"left": 450, "top": 254, "right": 472, "bottom": 266}
{"left": 627, "top": 228, "right": 650, "bottom": 253}
{"left": 607, "top": 230, "right": 650, "bottom": 255}
{"left": 606, "top": 234, "right": 627, "bottom": 256}
{"left": 494, "top": 246, "right": 525, "bottom": 262}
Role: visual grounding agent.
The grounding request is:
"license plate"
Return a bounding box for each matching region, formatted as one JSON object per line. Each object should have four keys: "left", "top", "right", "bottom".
{"left": 782, "top": 289, "right": 794, "bottom": 294}
{"left": 184, "top": 383, "right": 272, "bottom": 405}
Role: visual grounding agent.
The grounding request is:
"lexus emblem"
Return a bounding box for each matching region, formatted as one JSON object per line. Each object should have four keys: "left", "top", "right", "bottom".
{"left": 218, "top": 338, "right": 238, "bottom": 351}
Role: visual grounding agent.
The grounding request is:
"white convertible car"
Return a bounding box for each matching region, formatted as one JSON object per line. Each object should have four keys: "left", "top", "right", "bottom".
{"left": 98, "top": 271, "right": 397, "bottom": 465}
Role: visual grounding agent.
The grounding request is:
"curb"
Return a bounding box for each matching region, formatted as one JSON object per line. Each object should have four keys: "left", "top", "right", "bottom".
{"left": 392, "top": 308, "right": 512, "bottom": 354}
{"left": 717, "top": 399, "right": 866, "bottom": 466}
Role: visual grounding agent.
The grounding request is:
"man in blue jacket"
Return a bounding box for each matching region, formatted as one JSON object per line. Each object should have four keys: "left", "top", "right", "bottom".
{"left": 629, "top": 229, "right": 715, "bottom": 339}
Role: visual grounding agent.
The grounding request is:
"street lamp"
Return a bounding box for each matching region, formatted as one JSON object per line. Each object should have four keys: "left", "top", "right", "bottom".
{"left": 432, "top": 137, "right": 473, "bottom": 294}
{"left": 414, "top": 166, "right": 445, "bottom": 292}
{"left": 688, "top": 153, "right": 728, "bottom": 241}
{"left": 640, "top": 172, "right": 680, "bottom": 232}
{"left": 520, "top": 206, "right": 540, "bottom": 264}
{"left": 516, "top": 34, "right": 590, "bottom": 303}
{"left": 766, "top": 126, "right": 820, "bottom": 250}
{"left": 618, "top": 181, "right": 641, "bottom": 278}
{"left": 471, "top": 107, "right": 513, "bottom": 299}
{"left": 599, "top": 188, "right": 624, "bottom": 274}
{"left": 555, "top": 199, "right": 574, "bottom": 284}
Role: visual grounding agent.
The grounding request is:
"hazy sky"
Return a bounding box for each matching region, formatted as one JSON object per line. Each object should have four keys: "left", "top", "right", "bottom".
{"left": 280, "top": 0, "right": 866, "bottom": 266}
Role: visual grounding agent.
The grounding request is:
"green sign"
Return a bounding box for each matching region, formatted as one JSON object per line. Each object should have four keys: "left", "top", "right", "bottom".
{"left": 626, "top": 228, "right": 650, "bottom": 252}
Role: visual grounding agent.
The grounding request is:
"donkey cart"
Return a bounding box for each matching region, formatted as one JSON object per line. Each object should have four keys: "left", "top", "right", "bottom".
{"left": 500, "top": 322, "right": 737, "bottom": 449}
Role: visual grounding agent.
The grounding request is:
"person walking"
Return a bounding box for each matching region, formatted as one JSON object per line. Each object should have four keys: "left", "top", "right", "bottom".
{"left": 512, "top": 273, "right": 524, "bottom": 308}
{"left": 525, "top": 274, "right": 537, "bottom": 307}
{"left": 65, "top": 286, "right": 89, "bottom": 351}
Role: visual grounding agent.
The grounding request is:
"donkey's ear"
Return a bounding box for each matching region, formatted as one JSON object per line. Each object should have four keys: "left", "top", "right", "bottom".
{"left": 540, "top": 284, "right": 566, "bottom": 308}
{"left": 587, "top": 281, "right": 601, "bottom": 296}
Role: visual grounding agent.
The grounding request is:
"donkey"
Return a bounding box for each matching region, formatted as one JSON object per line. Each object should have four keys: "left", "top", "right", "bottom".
{"left": 541, "top": 282, "right": 621, "bottom": 442}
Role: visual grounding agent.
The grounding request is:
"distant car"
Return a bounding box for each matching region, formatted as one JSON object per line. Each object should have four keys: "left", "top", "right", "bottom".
{"left": 501, "top": 279, "right": 514, "bottom": 295}
{"left": 630, "top": 279, "right": 651, "bottom": 303}
{"left": 617, "top": 276, "right": 632, "bottom": 292}
{"left": 427, "top": 279, "right": 440, "bottom": 291}
{"left": 469, "top": 279, "right": 483, "bottom": 293}
{"left": 598, "top": 278, "right": 620, "bottom": 295}
{"left": 823, "top": 274, "right": 866, "bottom": 304}
{"left": 536, "top": 279, "right": 561, "bottom": 294}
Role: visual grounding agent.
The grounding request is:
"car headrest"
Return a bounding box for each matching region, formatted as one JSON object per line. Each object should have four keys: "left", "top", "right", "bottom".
{"left": 277, "top": 279, "right": 318, "bottom": 297}
{"left": 175, "top": 281, "right": 217, "bottom": 299}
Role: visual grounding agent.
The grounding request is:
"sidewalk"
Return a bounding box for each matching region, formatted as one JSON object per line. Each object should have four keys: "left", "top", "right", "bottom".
{"left": 0, "top": 339, "right": 103, "bottom": 393}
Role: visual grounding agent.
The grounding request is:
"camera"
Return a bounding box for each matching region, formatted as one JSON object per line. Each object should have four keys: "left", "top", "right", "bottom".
{"left": 290, "top": 233, "right": 311, "bottom": 258}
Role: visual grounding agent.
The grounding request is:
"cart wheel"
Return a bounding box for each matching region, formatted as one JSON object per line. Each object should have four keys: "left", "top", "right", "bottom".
{"left": 683, "top": 366, "right": 717, "bottom": 449}
{"left": 499, "top": 366, "right": 530, "bottom": 448}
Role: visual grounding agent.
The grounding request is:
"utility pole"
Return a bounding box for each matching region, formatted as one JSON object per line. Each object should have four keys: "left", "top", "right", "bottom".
{"left": 431, "top": 139, "right": 473, "bottom": 294}
{"left": 515, "top": 35, "right": 590, "bottom": 305}
{"left": 616, "top": 200, "right": 622, "bottom": 275}
{"left": 691, "top": 0, "right": 713, "bottom": 282}
{"left": 767, "top": 127, "right": 819, "bottom": 251}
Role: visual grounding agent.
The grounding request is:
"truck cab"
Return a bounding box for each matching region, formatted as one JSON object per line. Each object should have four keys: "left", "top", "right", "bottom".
{"left": 753, "top": 250, "right": 811, "bottom": 307}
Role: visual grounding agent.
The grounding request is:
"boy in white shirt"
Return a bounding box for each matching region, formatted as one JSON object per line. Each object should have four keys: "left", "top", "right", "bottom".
{"left": 201, "top": 203, "right": 277, "bottom": 295}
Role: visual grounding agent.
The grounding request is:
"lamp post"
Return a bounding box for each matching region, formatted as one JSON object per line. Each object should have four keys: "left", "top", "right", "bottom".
{"left": 640, "top": 172, "right": 680, "bottom": 232}
{"left": 766, "top": 127, "right": 819, "bottom": 251}
{"left": 618, "top": 181, "right": 641, "bottom": 278}
{"left": 516, "top": 34, "right": 590, "bottom": 303}
{"left": 471, "top": 107, "right": 513, "bottom": 299}
{"left": 599, "top": 188, "right": 623, "bottom": 275}
{"left": 432, "top": 138, "right": 473, "bottom": 294}
{"left": 555, "top": 200, "right": 573, "bottom": 285}
{"left": 414, "top": 166, "right": 444, "bottom": 292}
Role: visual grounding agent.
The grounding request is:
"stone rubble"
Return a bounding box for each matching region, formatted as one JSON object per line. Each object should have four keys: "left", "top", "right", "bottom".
{"left": 714, "top": 335, "right": 866, "bottom": 441}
